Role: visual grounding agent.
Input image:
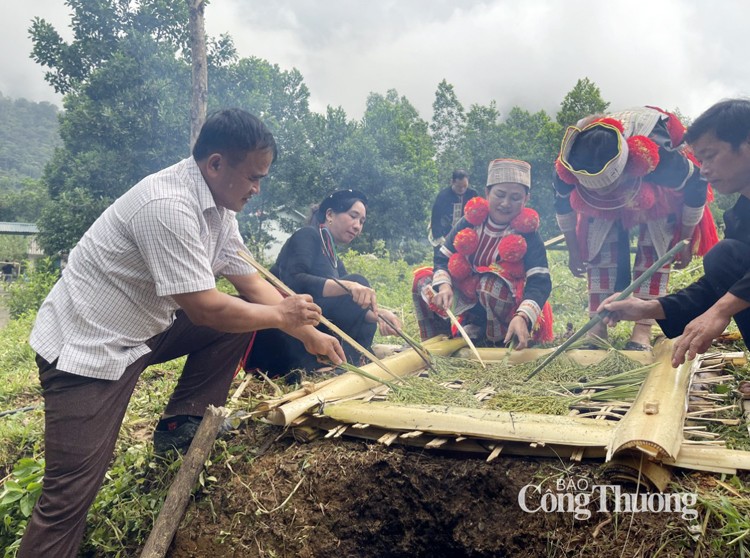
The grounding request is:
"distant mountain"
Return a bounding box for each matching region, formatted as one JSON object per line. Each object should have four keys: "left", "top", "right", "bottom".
{"left": 0, "top": 92, "right": 60, "bottom": 182}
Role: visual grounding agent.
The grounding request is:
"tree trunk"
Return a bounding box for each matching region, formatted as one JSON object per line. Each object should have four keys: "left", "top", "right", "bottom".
{"left": 188, "top": 0, "right": 208, "bottom": 149}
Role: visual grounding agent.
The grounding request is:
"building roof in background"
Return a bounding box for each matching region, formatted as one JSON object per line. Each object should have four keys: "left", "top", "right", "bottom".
{"left": 0, "top": 222, "right": 39, "bottom": 235}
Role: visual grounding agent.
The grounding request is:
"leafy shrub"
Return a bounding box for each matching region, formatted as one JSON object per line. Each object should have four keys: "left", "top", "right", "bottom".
{"left": 0, "top": 457, "right": 44, "bottom": 557}
{"left": 5, "top": 259, "right": 59, "bottom": 319}
{"left": 340, "top": 248, "right": 423, "bottom": 341}
{"left": 82, "top": 446, "right": 181, "bottom": 556}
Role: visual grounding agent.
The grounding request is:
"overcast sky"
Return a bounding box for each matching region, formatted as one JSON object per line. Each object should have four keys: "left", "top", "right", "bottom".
{"left": 2, "top": 0, "right": 747, "bottom": 122}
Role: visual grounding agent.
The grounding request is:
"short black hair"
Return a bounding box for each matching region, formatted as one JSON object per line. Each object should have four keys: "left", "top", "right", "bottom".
{"left": 567, "top": 126, "right": 619, "bottom": 173}
{"left": 452, "top": 169, "right": 469, "bottom": 181}
{"left": 192, "top": 108, "right": 278, "bottom": 165}
{"left": 686, "top": 98, "right": 750, "bottom": 149}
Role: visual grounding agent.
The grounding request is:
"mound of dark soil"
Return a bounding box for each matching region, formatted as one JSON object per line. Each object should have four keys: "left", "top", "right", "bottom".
{"left": 168, "top": 422, "right": 697, "bottom": 558}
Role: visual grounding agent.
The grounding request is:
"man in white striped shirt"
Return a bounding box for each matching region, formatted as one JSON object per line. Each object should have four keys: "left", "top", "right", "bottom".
{"left": 20, "top": 109, "right": 345, "bottom": 558}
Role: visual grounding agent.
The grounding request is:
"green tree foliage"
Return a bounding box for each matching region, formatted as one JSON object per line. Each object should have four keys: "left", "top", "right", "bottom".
{"left": 0, "top": 93, "right": 60, "bottom": 180}
{"left": 556, "top": 77, "right": 610, "bottom": 128}
{"left": 341, "top": 90, "right": 437, "bottom": 254}
{"left": 463, "top": 101, "right": 504, "bottom": 185}
{"left": 431, "top": 79, "right": 468, "bottom": 183}
{"left": 30, "top": 0, "right": 194, "bottom": 253}
{"left": 29, "top": 0, "right": 190, "bottom": 95}
{"left": 497, "top": 107, "right": 563, "bottom": 239}
{"left": 306, "top": 106, "right": 358, "bottom": 199}
{"left": 0, "top": 178, "right": 49, "bottom": 223}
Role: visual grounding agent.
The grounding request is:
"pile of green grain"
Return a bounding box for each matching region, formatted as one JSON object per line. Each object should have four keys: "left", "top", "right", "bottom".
{"left": 388, "top": 351, "right": 653, "bottom": 415}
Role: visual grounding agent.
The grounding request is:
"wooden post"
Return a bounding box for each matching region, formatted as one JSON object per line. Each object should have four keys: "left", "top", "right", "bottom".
{"left": 140, "top": 405, "right": 228, "bottom": 558}
{"left": 188, "top": 0, "right": 208, "bottom": 149}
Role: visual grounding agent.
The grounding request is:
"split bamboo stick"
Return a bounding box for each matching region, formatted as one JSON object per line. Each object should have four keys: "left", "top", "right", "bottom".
{"left": 266, "top": 337, "right": 467, "bottom": 426}
{"left": 454, "top": 347, "right": 655, "bottom": 366}
{"left": 446, "top": 308, "right": 485, "bottom": 367}
{"left": 669, "top": 445, "right": 750, "bottom": 474}
{"left": 237, "top": 251, "right": 397, "bottom": 379}
{"left": 322, "top": 400, "right": 617, "bottom": 447}
{"left": 526, "top": 239, "right": 689, "bottom": 380}
{"left": 606, "top": 338, "right": 693, "bottom": 461}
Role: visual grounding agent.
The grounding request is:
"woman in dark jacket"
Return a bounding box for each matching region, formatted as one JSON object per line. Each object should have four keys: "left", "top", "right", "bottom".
{"left": 246, "top": 189, "right": 400, "bottom": 378}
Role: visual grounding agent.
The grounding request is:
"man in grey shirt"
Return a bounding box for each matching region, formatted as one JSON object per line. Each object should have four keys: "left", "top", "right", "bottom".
{"left": 20, "top": 109, "right": 345, "bottom": 557}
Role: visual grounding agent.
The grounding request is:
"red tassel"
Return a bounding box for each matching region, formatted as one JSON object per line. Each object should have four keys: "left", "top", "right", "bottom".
{"left": 696, "top": 207, "right": 719, "bottom": 256}
{"left": 533, "top": 302, "right": 555, "bottom": 343}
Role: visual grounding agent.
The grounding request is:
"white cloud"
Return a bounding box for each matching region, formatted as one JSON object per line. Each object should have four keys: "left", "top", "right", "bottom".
{"left": 4, "top": 0, "right": 749, "bottom": 122}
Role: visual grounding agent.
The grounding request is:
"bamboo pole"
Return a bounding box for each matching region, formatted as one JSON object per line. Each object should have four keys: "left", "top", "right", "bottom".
{"left": 606, "top": 338, "right": 693, "bottom": 461}
{"left": 266, "top": 338, "right": 466, "bottom": 426}
{"left": 140, "top": 405, "right": 227, "bottom": 558}
{"left": 322, "top": 400, "right": 616, "bottom": 447}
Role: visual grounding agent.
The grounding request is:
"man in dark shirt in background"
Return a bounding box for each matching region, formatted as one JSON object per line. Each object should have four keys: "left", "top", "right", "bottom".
{"left": 600, "top": 99, "right": 750, "bottom": 366}
{"left": 429, "top": 169, "right": 478, "bottom": 246}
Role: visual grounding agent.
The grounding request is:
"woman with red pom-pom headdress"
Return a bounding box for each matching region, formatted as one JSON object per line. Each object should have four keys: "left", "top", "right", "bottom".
{"left": 412, "top": 158, "right": 553, "bottom": 348}
{"left": 554, "top": 107, "right": 718, "bottom": 351}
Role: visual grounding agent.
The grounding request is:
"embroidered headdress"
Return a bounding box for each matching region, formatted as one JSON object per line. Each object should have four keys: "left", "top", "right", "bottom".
{"left": 486, "top": 159, "right": 531, "bottom": 189}
{"left": 556, "top": 118, "right": 659, "bottom": 191}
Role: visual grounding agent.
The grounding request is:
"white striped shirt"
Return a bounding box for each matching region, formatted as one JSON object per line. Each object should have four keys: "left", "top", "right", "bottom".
{"left": 29, "top": 157, "right": 255, "bottom": 380}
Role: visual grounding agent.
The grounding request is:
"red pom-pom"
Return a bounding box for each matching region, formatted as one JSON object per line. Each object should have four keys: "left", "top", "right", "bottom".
{"left": 498, "top": 234, "right": 527, "bottom": 262}
{"left": 626, "top": 182, "right": 655, "bottom": 211}
{"left": 448, "top": 253, "right": 472, "bottom": 280}
{"left": 456, "top": 274, "right": 480, "bottom": 302}
{"left": 499, "top": 260, "right": 526, "bottom": 280}
{"left": 453, "top": 228, "right": 479, "bottom": 255}
{"left": 625, "top": 135, "right": 660, "bottom": 177}
{"left": 555, "top": 157, "right": 578, "bottom": 185}
{"left": 510, "top": 207, "right": 540, "bottom": 233}
{"left": 464, "top": 196, "right": 489, "bottom": 226}
{"left": 592, "top": 117, "right": 625, "bottom": 134}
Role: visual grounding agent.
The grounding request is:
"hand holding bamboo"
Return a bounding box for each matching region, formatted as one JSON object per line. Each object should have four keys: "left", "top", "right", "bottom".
{"left": 446, "top": 308, "right": 486, "bottom": 369}
{"left": 525, "top": 239, "right": 689, "bottom": 381}
{"left": 327, "top": 275, "right": 435, "bottom": 371}
{"left": 237, "top": 251, "right": 399, "bottom": 380}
